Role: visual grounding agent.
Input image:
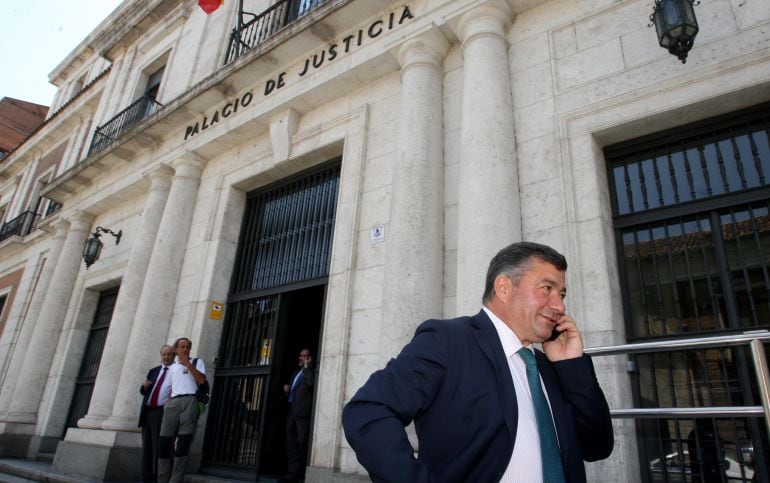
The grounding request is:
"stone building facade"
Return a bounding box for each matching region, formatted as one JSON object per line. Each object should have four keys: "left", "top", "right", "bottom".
{"left": 0, "top": 0, "right": 768, "bottom": 481}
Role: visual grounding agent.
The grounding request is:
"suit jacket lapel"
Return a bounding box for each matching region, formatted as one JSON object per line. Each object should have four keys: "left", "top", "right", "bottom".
{"left": 471, "top": 310, "right": 518, "bottom": 440}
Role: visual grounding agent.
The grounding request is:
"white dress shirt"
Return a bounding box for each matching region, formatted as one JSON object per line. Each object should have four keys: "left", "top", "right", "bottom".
{"left": 146, "top": 364, "right": 173, "bottom": 407}
{"left": 483, "top": 307, "right": 558, "bottom": 483}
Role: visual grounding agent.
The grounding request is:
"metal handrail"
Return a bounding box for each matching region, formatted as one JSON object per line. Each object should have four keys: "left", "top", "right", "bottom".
{"left": 585, "top": 331, "right": 770, "bottom": 435}
{"left": 88, "top": 93, "right": 163, "bottom": 156}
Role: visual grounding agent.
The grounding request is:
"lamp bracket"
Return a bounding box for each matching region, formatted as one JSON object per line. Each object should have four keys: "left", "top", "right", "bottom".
{"left": 92, "top": 226, "right": 122, "bottom": 245}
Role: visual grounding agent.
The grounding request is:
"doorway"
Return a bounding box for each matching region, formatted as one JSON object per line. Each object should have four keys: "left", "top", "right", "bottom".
{"left": 257, "top": 284, "right": 324, "bottom": 477}
{"left": 201, "top": 284, "right": 324, "bottom": 480}
{"left": 201, "top": 161, "right": 340, "bottom": 480}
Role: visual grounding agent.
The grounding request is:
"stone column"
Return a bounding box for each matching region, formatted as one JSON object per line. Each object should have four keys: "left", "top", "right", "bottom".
{"left": 456, "top": 3, "right": 521, "bottom": 315}
{"left": 77, "top": 165, "right": 174, "bottom": 429}
{"left": 103, "top": 154, "right": 206, "bottom": 431}
{"left": 0, "top": 221, "right": 68, "bottom": 419}
{"left": 380, "top": 31, "right": 449, "bottom": 357}
{"left": 4, "top": 212, "right": 93, "bottom": 424}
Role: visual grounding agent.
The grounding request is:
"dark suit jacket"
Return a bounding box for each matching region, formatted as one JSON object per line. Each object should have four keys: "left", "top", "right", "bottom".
{"left": 342, "top": 310, "right": 614, "bottom": 483}
{"left": 138, "top": 365, "right": 162, "bottom": 428}
{"left": 287, "top": 365, "right": 315, "bottom": 419}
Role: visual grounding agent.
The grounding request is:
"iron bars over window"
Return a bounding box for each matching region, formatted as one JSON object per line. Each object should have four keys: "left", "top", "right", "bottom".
{"left": 230, "top": 162, "right": 340, "bottom": 294}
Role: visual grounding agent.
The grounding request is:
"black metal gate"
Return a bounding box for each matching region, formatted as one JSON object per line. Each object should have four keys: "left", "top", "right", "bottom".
{"left": 202, "top": 162, "right": 340, "bottom": 478}
{"left": 64, "top": 288, "right": 119, "bottom": 432}
{"left": 607, "top": 103, "right": 770, "bottom": 482}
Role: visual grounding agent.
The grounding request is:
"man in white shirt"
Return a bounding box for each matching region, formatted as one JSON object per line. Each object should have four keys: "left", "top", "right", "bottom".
{"left": 157, "top": 337, "right": 206, "bottom": 483}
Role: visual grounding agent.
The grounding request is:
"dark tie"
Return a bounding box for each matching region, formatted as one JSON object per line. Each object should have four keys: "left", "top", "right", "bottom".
{"left": 149, "top": 367, "right": 167, "bottom": 408}
{"left": 518, "top": 348, "right": 566, "bottom": 483}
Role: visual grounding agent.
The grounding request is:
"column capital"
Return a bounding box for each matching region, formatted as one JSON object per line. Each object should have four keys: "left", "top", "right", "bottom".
{"left": 397, "top": 27, "right": 450, "bottom": 72}
{"left": 457, "top": 1, "right": 513, "bottom": 46}
{"left": 66, "top": 211, "right": 95, "bottom": 234}
{"left": 143, "top": 163, "right": 175, "bottom": 191}
{"left": 49, "top": 218, "right": 72, "bottom": 237}
{"left": 171, "top": 151, "right": 207, "bottom": 180}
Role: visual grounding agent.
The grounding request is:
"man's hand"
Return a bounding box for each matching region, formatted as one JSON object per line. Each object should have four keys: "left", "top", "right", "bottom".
{"left": 143, "top": 379, "right": 152, "bottom": 390}
{"left": 542, "top": 314, "right": 583, "bottom": 361}
{"left": 178, "top": 355, "right": 193, "bottom": 368}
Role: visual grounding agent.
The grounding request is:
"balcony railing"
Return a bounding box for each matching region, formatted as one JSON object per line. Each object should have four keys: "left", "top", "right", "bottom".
{"left": 0, "top": 210, "right": 39, "bottom": 243}
{"left": 88, "top": 93, "right": 163, "bottom": 156}
{"left": 225, "top": 0, "right": 325, "bottom": 65}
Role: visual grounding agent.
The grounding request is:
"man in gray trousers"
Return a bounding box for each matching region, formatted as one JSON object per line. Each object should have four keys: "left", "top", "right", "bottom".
{"left": 158, "top": 337, "right": 206, "bottom": 483}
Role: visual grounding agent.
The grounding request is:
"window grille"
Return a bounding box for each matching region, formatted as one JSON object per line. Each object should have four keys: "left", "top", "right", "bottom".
{"left": 64, "top": 288, "right": 118, "bottom": 432}
{"left": 230, "top": 162, "right": 341, "bottom": 295}
{"left": 607, "top": 103, "right": 770, "bottom": 482}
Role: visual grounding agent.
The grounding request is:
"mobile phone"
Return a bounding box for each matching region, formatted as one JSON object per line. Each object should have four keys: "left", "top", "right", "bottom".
{"left": 548, "top": 327, "right": 560, "bottom": 341}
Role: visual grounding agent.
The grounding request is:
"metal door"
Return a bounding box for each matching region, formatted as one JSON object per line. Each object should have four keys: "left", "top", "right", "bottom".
{"left": 202, "top": 162, "right": 340, "bottom": 478}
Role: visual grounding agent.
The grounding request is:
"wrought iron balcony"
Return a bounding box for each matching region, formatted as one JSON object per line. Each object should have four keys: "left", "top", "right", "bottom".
{"left": 88, "top": 93, "right": 163, "bottom": 156}
{"left": 225, "top": 0, "right": 325, "bottom": 64}
{"left": 0, "top": 210, "right": 39, "bottom": 243}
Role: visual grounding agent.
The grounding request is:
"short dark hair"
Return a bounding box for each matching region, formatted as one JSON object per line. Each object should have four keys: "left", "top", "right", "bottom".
{"left": 482, "top": 242, "right": 568, "bottom": 302}
{"left": 174, "top": 337, "right": 192, "bottom": 349}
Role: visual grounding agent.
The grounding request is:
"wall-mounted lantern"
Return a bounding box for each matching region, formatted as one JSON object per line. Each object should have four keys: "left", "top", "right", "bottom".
{"left": 83, "top": 226, "right": 122, "bottom": 269}
{"left": 650, "top": 0, "right": 700, "bottom": 63}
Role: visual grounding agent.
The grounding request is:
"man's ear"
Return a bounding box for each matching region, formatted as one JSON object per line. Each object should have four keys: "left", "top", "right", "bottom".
{"left": 493, "top": 274, "right": 513, "bottom": 300}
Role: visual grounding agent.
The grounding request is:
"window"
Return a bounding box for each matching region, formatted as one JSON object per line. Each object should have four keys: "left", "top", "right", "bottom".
{"left": 609, "top": 103, "right": 770, "bottom": 339}
{"left": 145, "top": 66, "right": 165, "bottom": 101}
{"left": 606, "top": 103, "right": 770, "bottom": 483}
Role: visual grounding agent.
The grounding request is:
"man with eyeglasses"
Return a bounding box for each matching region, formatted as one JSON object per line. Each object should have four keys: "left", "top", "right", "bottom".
{"left": 283, "top": 348, "right": 314, "bottom": 482}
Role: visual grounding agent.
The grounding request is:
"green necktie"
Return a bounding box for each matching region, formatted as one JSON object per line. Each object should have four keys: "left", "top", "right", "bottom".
{"left": 518, "top": 347, "right": 566, "bottom": 483}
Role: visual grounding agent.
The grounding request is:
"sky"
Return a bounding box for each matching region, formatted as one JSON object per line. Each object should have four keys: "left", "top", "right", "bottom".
{"left": 0, "top": 0, "right": 124, "bottom": 106}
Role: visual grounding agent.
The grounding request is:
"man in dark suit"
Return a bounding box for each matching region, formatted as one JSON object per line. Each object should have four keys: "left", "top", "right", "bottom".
{"left": 139, "top": 345, "right": 175, "bottom": 483}
{"left": 342, "top": 242, "right": 614, "bottom": 482}
{"left": 283, "top": 348, "right": 314, "bottom": 482}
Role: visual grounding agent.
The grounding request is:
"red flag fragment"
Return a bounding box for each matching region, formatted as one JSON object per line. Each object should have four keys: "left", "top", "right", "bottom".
{"left": 198, "top": 0, "right": 223, "bottom": 14}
